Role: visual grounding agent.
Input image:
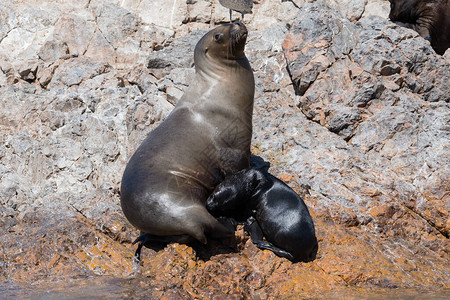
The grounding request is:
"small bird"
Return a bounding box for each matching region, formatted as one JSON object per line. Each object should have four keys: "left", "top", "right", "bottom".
{"left": 218, "top": 0, "right": 253, "bottom": 22}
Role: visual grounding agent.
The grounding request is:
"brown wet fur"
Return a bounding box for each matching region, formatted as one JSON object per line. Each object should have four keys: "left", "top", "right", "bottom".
{"left": 120, "top": 22, "right": 254, "bottom": 251}
{"left": 389, "top": 0, "right": 450, "bottom": 55}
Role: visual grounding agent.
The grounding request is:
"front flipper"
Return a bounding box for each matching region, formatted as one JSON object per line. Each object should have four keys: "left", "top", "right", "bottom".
{"left": 132, "top": 233, "right": 192, "bottom": 262}
{"left": 244, "top": 219, "right": 295, "bottom": 261}
{"left": 133, "top": 233, "right": 150, "bottom": 262}
{"left": 243, "top": 216, "right": 264, "bottom": 242}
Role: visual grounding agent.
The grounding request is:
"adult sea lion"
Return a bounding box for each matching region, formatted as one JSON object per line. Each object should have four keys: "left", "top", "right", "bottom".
{"left": 120, "top": 21, "right": 254, "bottom": 259}
{"left": 389, "top": 0, "right": 450, "bottom": 55}
{"left": 206, "top": 168, "right": 318, "bottom": 262}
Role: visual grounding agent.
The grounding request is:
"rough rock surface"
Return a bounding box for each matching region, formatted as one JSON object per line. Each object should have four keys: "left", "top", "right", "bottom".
{"left": 0, "top": 0, "right": 449, "bottom": 298}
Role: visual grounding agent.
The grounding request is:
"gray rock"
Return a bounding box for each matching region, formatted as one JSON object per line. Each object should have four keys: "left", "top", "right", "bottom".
{"left": 0, "top": 4, "right": 18, "bottom": 42}
{"left": 92, "top": 4, "right": 138, "bottom": 49}
{"left": 362, "top": 0, "right": 390, "bottom": 19}
{"left": 49, "top": 59, "right": 110, "bottom": 88}
{"left": 147, "top": 30, "right": 206, "bottom": 71}
{"left": 325, "top": 0, "right": 367, "bottom": 22}
{"left": 134, "top": 0, "right": 188, "bottom": 29}
{"left": 53, "top": 12, "right": 96, "bottom": 58}
{"left": 283, "top": 2, "right": 359, "bottom": 95}
{"left": 281, "top": 2, "right": 450, "bottom": 238}
{"left": 38, "top": 40, "right": 70, "bottom": 62}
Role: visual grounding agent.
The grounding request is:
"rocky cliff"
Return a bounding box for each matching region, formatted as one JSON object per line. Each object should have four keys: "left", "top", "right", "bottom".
{"left": 1, "top": 0, "right": 449, "bottom": 298}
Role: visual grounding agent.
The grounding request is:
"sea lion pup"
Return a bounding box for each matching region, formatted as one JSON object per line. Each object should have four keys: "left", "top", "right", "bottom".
{"left": 120, "top": 22, "right": 255, "bottom": 260}
{"left": 388, "top": 0, "right": 450, "bottom": 55}
{"left": 206, "top": 168, "right": 318, "bottom": 262}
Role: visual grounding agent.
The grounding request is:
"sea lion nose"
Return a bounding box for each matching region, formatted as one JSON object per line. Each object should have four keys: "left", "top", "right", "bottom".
{"left": 232, "top": 21, "right": 247, "bottom": 33}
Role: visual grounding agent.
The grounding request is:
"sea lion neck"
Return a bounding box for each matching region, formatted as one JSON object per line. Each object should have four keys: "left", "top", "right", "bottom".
{"left": 195, "top": 53, "right": 251, "bottom": 81}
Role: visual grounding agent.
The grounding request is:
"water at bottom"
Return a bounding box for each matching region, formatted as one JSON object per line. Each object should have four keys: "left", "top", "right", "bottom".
{"left": 0, "top": 276, "right": 449, "bottom": 299}
{"left": 0, "top": 276, "right": 164, "bottom": 300}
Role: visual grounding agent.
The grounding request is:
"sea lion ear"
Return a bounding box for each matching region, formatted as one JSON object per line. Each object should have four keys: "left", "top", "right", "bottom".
{"left": 214, "top": 33, "right": 224, "bottom": 43}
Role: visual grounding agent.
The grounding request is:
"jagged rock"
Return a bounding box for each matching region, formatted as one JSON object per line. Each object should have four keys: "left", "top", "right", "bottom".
{"left": 54, "top": 12, "right": 96, "bottom": 57}
{"left": 48, "top": 58, "right": 110, "bottom": 88}
{"left": 16, "top": 60, "right": 39, "bottom": 82}
{"left": 92, "top": 4, "right": 138, "bottom": 49}
{"left": 325, "top": 0, "right": 367, "bottom": 22}
{"left": 281, "top": 2, "right": 450, "bottom": 239}
{"left": 283, "top": 3, "right": 359, "bottom": 96}
{"left": 362, "top": 0, "right": 390, "bottom": 19}
{"left": 147, "top": 30, "right": 206, "bottom": 71}
{"left": 38, "top": 40, "right": 70, "bottom": 62}
{"left": 133, "top": 0, "right": 188, "bottom": 29}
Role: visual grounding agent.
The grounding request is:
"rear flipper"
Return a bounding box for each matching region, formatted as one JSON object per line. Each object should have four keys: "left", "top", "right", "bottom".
{"left": 132, "top": 233, "right": 192, "bottom": 262}
{"left": 244, "top": 218, "right": 295, "bottom": 261}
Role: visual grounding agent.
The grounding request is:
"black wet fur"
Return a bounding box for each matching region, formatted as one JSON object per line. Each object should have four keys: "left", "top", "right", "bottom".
{"left": 206, "top": 168, "right": 318, "bottom": 262}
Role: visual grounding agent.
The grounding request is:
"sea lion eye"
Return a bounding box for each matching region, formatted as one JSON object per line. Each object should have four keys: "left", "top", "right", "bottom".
{"left": 214, "top": 33, "right": 223, "bottom": 42}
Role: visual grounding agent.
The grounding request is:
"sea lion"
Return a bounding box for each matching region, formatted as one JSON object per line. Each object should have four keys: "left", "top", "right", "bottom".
{"left": 388, "top": 0, "right": 450, "bottom": 55}
{"left": 120, "top": 21, "right": 254, "bottom": 259}
{"left": 206, "top": 168, "right": 318, "bottom": 262}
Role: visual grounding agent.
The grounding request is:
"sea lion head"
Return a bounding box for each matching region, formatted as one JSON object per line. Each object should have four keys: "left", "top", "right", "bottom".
{"left": 194, "top": 21, "right": 249, "bottom": 73}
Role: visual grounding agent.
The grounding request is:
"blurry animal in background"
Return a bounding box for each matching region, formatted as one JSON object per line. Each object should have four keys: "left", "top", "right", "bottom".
{"left": 219, "top": 0, "right": 253, "bottom": 22}
{"left": 388, "top": 0, "right": 450, "bottom": 55}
